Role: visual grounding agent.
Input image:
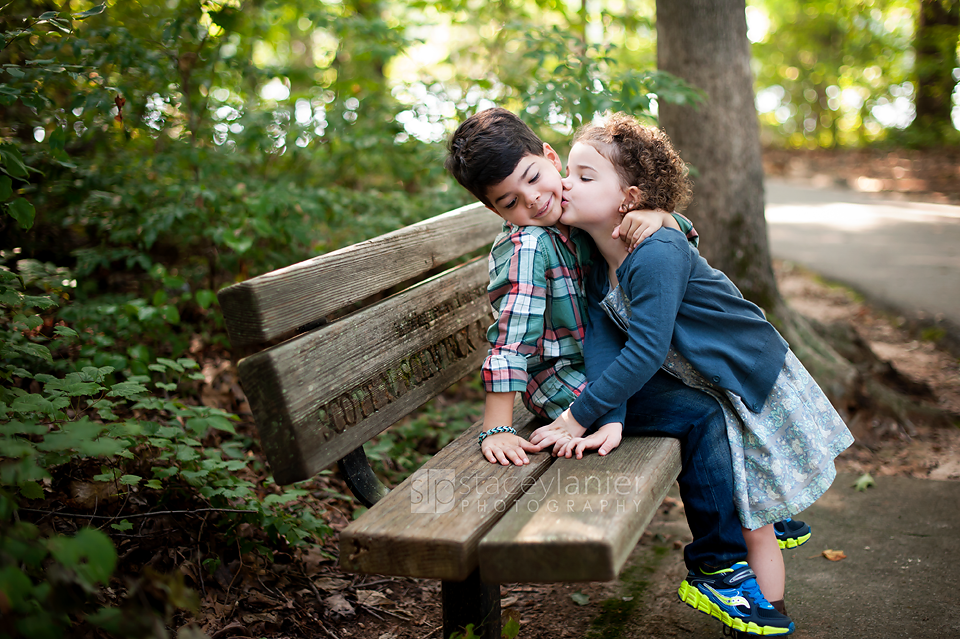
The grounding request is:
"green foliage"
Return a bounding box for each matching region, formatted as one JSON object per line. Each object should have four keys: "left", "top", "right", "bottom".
{"left": 748, "top": 0, "right": 957, "bottom": 148}
{"left": 0, "top": 4, "right": 106, "bottom": 232}
{"left": 514, "top": 23, "right": 704, "bottom": 131}
{"left": 0, "top": 259, "right": 330, "bottom": 638}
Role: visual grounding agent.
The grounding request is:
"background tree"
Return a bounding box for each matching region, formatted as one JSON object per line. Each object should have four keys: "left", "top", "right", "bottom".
{"left": 748, "top": 0, "right": 955, "bottom": 148}
{"left": 656, "top": 0, "right": 777, "bottom": 310}
{"left": 910, "top": 0, "right": 960, "bottom": 142}
{"left": 655, "top": 0, "right": 954, "bottom": 431}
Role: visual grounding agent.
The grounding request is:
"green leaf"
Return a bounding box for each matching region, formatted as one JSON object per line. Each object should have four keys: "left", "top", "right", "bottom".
{"left": 162, "top": 305, "right": 180, "bottom": 325}
{"left": 74, "top": 5, "right": 106, "bottom": 18}
{"left": 571, "top": 590, "right": 590, "bottom": 606}
{"left": 853, "top": 472, "right": 875, "bottom": 492}
{"left": 48, "top": 528, "right": 116, "bottom": 585}
{"left": 9, "top": 341, "right": 52, "bottom": 362}
{"left": 18, "top": 481, "right": 45, "bottom": 500}
{"left": 0, "top": 566, "right": 34, "bottom": 611}
{"left": 0, "top": 175, "right": 11, "bottom": 200}
{"left": 0, "top": 145, "right": 29, "bottom": 178}
{"left": 53, "top": 326, "right": 79, "bottom": 339}
{"left": 195, "top": 289, "right": 217, "bottom": 310}
{"left": 156, "top": 357, "right": 184, "bottom": 373}
{"left": 119, "top": 474, "right": 141, "bottom": 486}
{"left": 186, "top": 415, "right": 236, "bottom": 435}
{"left": 6, "top": 197, "right": 36, "bottom": 230}
{"left": 111, "top": 519, "right": 133, "bottom": 532}
{"left": 106, "top": 381, "right": 148, "bottom": 397}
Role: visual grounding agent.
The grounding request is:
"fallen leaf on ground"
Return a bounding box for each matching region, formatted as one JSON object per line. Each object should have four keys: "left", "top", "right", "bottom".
{"left": 852, "top": 472, "right": 875, "bottom": 491}
{"left": 571, "top": 591, "right": 590, "bottom": 606}
{"left": 314, "top": 576, "right": 351, "bottom": 592}
{"left": 822, "top": 549, "right": 847, "bottom": 561}
{"left": 356, "top": 589, "right": 396, "bottom": 608}
{"left": 323, "top": 593, "right": 356, "bottom": 619}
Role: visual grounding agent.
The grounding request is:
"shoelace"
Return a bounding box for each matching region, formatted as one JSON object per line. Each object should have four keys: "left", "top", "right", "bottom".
{"left": 737, "top": 576, "right": 773, "bottom": 610}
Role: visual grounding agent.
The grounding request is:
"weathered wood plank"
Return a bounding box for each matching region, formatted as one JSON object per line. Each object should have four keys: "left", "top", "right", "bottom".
{"left": 478, "top": 437, "right": 681, "bottom": 583}
{"left": 340, "top": 400, "right": 552, "bottom": 582}
{"left": 238, "top": 257, "right": 495, "bottom": 485}
{"left": 217, "top": 203, "right": 501, "bottom": 347}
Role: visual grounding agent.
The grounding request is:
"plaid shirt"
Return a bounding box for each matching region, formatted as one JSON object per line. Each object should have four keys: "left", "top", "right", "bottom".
{"left": 482, "top": 217, "right": 697, "bottom": 421}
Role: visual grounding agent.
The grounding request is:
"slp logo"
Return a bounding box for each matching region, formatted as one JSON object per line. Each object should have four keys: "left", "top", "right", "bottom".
{"left": 410, "top": 469, "right": 456, "bottom": 513}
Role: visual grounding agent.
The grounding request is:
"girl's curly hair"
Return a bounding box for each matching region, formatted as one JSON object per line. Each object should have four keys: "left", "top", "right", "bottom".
{"left": 573, "top": 113, "right": 692, "bottom": 213}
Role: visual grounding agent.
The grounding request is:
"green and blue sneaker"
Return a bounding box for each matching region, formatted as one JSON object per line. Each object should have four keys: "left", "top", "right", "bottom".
{"left": 678, "top": 561, "right": 795, "bottom": 636}
{"left": 773, "top": 518, "right": 811, "bottom": 550}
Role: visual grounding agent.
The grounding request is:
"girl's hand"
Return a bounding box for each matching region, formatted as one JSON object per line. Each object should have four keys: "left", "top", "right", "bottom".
{"left": 613, "top": 209, "right": 679, "bottom": 253}
{"left": 481, "top": 432, "right": 539, "bottom": 466}
{"left": 530, "top": 409, "right": 587, "bottom": 455}
{"left": 557, "top": 423, "right": 623, "bottom": 459}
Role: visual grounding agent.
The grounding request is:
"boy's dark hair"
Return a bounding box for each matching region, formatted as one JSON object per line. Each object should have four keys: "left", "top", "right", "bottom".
{"left": 445, "top": 108, "right": 545, "bottom": 208}
{"left": 573, "top": 113, "right": 692, "bottom": 213}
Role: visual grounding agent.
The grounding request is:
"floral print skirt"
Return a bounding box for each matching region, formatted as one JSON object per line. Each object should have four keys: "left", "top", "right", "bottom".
{"left": 662, "top": 348, "right": 854, "bottom": 530}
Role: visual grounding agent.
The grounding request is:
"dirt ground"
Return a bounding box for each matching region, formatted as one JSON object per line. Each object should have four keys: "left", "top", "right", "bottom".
{"left": 195, "top": 147, "right": 960, "bottom": 639}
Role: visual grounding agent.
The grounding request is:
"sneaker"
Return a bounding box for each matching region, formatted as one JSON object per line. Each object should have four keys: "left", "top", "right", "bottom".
{"left": 678, "top": 561, "right": 795, "bottom": 636}
{"left": 773, "top": 518, "right": 811, "bottom": 550}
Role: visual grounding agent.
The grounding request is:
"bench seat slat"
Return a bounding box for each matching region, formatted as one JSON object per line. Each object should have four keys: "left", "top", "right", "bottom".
{"left": 340, "top": 399, "right": 551, "bottom": 582}
{"left": 238, "top": 257, "right": 494, "bottom": 484}
{"left": 478, "top": 437, "right": 681, "bottom": 583}
{"left": 218, "top": 203, "right": 501, "bottom": 347}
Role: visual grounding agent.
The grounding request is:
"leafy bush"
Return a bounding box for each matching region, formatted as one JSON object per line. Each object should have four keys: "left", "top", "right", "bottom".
{"left": 0, "top": 257, "right": 332, "bottom": 638}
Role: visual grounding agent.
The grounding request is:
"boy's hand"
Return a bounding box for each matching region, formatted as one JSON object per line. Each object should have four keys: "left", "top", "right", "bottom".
{"left": 530, "top": 409, "right": 587, "bottom": 455}
{"left": 613, "top": 209, "right": 680, "bottom": 253}
{"left": 557, "top": 422, "right": 623, "bottom": 459}
{"left": 482, "top": 433, "right": 539, "bottom": 466}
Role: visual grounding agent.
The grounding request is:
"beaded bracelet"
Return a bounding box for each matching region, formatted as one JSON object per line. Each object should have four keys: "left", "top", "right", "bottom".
{"left": 478, "top": 426, "right": 518, "bottom": 446}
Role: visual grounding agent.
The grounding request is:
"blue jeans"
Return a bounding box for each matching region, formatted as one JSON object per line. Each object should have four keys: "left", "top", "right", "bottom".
{"left": 622, "top": 369, "right": 747, "bottom": 571}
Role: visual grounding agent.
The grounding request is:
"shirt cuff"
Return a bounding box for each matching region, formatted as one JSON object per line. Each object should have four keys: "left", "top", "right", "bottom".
{"left": 482, "top": 353, "right": 530, "bottom": 393}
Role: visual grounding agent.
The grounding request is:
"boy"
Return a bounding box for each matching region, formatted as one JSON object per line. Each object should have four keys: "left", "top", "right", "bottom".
{"left": 444, "top": 108, "right": 797, "bottom": 637}
{"left": 445, "top": 107, "right": 687, "bottom": 465}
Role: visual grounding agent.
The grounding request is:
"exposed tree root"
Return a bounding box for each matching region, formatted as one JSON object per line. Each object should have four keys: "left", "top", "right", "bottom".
{"left": 770, "top": 301, "right": 959, "bottom": 450}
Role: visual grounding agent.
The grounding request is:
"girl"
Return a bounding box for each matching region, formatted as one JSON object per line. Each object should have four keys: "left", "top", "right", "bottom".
{"left": 531, "top": 113, "right": 853, "bottom": 636}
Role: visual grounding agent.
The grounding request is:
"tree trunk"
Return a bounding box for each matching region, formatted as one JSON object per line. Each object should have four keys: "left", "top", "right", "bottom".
{"left": 912, "top": 0, "right": 960, "bottom": 139}
{"left": 653, "top": 0, "right": 858, "bottom": 418}
{"left": 655, "top": 0, "right": 778, "bottom": 312}
{"left": 653, "top": 0, "right": 958, "bottom": 437}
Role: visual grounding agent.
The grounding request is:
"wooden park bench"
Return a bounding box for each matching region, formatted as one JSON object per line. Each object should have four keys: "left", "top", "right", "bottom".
{"left": 217, "top": 203, "right": 682, "bottom": 638}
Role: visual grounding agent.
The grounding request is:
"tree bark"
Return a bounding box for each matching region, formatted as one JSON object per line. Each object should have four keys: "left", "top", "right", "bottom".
{"left": 654, "top": 0, "right": 862, "bottom": 411}
{"left": 655, "top": 0, "right": 779, "bottom": 312}
{"left": 912, "top": 0, "right": 960, "bottom": 138}
{"left": 653, "top": 0, "right": 958, "bottom": 435}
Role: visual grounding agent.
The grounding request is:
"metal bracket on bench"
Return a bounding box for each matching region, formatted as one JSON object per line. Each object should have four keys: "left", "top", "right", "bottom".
{"left": 442, "top": 568, "right": 501, "bottom": 639}
{"left": 337, "top": 446, "right": 389, "bottom": 508}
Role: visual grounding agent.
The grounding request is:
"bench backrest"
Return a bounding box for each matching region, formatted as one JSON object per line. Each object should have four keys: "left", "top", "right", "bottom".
{"left": 217, "top": 203, "right": 504, "bottom": 484}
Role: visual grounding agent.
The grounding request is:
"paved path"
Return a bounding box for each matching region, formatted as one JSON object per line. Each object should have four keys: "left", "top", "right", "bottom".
{"left": 608, "top": 184, "right": 960, "bottom": 638}
{"left": 765, "top": 180, "right": 960, "bottom": 334}
{"left": 618, "top": 474, "right": 960, "bottom": 638}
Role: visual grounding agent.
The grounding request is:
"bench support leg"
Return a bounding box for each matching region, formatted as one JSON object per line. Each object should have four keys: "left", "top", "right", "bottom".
{"left": 337, "top": 446, "right": 389, "bottom": 508}
{"left": 441, "top": 568, "right": 501, "bottom": 639}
